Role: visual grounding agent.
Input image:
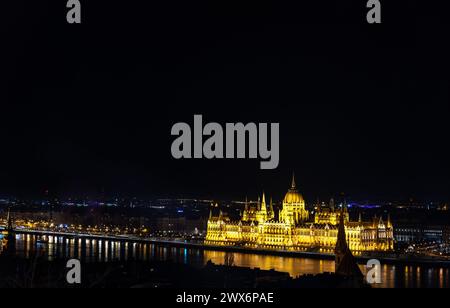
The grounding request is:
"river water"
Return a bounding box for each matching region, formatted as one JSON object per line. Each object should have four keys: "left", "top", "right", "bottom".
{"left": 3, "top": 233, "right": 450, "bottom": 288}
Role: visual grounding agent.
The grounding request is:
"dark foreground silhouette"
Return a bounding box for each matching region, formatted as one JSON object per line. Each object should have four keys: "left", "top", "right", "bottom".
{"left": 0, "top": 255, "right": 367, "bottom": 288}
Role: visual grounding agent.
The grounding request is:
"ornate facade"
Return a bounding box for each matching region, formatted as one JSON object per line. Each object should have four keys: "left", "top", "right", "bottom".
{"left": 206, "top": 176, "right": 394, "bottom": 254}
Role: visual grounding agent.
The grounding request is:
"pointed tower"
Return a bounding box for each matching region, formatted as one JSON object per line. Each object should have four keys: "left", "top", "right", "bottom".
{"left": 379, "top": 216, "right": 384, "bottom": 227}
{"left": 256, "top": 192, "right": 268, "bottom": 223}
{"left": 334, "top": 208, "right": 363, "bottom": 279}
{"left": 261, "top": 192, "right": 267, "bottom": 213}
{"left": 334, "top": 208, "right": 348, "bottom": 271}
{"left": 387, "top": 213, "right": 392, "bottom": 228}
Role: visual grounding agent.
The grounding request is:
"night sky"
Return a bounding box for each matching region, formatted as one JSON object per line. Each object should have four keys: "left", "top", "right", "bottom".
{"left": 3, "top": 1, "right": 450, "bottom": 201}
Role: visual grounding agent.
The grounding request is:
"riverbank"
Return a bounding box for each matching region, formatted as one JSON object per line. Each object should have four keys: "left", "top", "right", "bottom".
{"left": 9, "top": 228, "right": 450, "bottom": 267}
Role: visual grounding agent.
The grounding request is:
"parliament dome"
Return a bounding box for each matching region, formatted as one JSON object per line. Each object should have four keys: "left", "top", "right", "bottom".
{"left": 283, "top": 174, "right": 304, "bottom": 204}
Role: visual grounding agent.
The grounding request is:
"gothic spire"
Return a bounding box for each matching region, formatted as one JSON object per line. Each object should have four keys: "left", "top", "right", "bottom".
{"left": 261, "top": 192, "right": 267, "bottom": 213}
{"left": 291, "top": 172, "right": 296, "bottom": 189}
{"left": 335, "top": 209, "right": 348, "bottom": 254}
{"left": 334, "top": 211, "right": 363, "bottom": 279}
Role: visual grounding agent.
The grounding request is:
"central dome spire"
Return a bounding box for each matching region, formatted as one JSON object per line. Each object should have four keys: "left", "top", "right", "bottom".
{"left": 291, "top": 172, "right": 296, "bottom": 190}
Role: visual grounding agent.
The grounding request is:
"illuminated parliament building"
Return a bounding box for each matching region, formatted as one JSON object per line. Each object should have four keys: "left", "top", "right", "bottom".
{"left": 206, "top": 175, "right": 394, "bottom": 254}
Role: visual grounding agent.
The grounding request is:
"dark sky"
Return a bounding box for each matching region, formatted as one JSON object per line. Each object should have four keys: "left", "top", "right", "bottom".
{"left": 2, "top": 1, "right": 450, "bottom": 201}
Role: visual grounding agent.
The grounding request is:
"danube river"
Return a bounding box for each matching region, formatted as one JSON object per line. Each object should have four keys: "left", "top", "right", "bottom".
{"left": 4, "top": 233, "right": 450, "bottom": 288}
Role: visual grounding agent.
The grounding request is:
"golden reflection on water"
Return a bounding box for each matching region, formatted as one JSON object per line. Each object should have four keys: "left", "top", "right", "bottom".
{"left": 202, "top": 250, "right": 450, "bottom": 288}
{"left": 203, "top": 250, "right": 335, "bottom": 277}
{"left": 4, "top": 234, "right": 449, "bottom": 288}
